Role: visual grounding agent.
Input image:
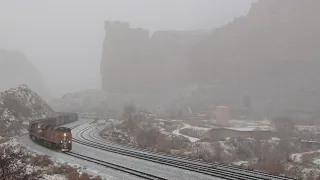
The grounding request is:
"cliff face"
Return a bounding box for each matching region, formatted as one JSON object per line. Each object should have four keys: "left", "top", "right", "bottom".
{"left": 101, "top": 21, "right": 206, "bottom": 94}
{"left": 101, "top": 0, "right": 320, "bottom": 118}
{"left": 188, "top": 0, "right": 320, "bottom": 118}
{"left": 0, "top": 50, "right": 50, "bottom": 99}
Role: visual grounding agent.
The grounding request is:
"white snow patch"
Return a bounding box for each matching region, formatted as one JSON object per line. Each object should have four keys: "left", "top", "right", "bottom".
{"left": 225, "top": 126, "right": 273, "bottom": 131}
{"left": 313, "top": 158, "right": 320, "bottom": 165}
{"left": 172, "top": 123, "right": 201, "bottom": 142}
{"left": 271, "top": 137, "right": 281, "bottom": 141}
{"left": 183, "top": 123, "right": 212, "bottom": 131}
{"left": 233, "top": 161, "right": 248, "bottom": 166}
{"left": 291, "top": 150, "right": 320, "bottom": 163}
{"left": 43, "top": 174, "right": 67, "bottom": 180}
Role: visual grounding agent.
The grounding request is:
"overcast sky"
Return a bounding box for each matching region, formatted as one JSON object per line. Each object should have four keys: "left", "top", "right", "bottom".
{"left": 0, "top": 0, "right": 255, "bottom": 97}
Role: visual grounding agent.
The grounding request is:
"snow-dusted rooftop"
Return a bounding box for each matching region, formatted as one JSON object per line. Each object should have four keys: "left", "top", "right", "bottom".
{"left": 221, "top": 126, "right": 273, "bottom": 132}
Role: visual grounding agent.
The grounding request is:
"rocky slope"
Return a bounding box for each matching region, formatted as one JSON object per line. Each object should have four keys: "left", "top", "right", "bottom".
{"left": 0, "top": 84, "right": 55, "bottom": 137}
{"left": 0, "top": 49, "right": 50, "bottom": 99}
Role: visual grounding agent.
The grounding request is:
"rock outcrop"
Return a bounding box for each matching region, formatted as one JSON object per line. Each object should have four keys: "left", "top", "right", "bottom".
{"left": 0, "top": 49, "right": 50, "bottom": 99}
{"left": 0, "top": 84, "right": 55, "bottom": 137}
{"left": 188, "top": 0, "right": 320, "bottom": 118}
{"left": 101, "top": 21, "right": 206, "bottom": 94}
{"left": 101, "top": 0, "right": 320, "bottom": 119}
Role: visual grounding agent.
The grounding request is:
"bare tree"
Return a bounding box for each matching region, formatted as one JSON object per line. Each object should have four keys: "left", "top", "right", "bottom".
{"left": 0, "top": 145, "right": 43, "bottom": 180}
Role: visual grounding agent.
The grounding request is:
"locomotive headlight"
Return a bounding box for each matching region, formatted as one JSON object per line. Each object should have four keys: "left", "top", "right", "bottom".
{"left": 63, "top": 133, "right": 66, "bottom": 137}
{"left": 60, "top": 140, "right": 63, "bottom": 143}
{"left": 68, "top": 140, "right": 71, "bottom": 143}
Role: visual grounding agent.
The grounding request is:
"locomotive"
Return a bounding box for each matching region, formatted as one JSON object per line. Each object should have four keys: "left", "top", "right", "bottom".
{"left": 28, "top": 112, "right": 78, "bottom": 152}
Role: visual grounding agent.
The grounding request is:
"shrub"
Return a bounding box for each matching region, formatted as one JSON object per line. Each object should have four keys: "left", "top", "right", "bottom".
{"left": 29, "top": 154, "right": 54, "bottom": 167}
{"left": 0, "top": 145, "right": 44, "bottom": 180}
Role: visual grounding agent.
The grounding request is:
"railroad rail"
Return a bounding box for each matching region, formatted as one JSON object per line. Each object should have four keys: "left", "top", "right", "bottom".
{"left": 64, "top": 151, "right": 168, "bottom": 180}
{"left": 72, "top": 124, "right": 294, "bottom": 180}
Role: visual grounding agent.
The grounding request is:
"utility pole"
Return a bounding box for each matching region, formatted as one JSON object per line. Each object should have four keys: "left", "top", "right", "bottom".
{"left": 171, "top": 133, "right": 174, "bottom": 150}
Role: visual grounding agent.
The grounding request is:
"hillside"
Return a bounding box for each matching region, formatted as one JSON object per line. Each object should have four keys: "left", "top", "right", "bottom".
{"left": 0, "top": 49, "right": 50, "bottom": 99}
{"left": 0, "top": 84, "right": 55, "bottom": 138}
{"left": 187, "top": 0, "right": 320, "bottom": 118}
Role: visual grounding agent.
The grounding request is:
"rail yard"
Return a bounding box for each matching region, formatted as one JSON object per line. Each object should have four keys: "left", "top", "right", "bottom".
{"left": 21, "top": 116, "right": 294, "bottom": 180}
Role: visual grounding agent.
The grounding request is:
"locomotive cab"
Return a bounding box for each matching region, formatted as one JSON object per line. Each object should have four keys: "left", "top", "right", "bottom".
{"left": 54, "top": 127, "right": 72, "bottom": 151}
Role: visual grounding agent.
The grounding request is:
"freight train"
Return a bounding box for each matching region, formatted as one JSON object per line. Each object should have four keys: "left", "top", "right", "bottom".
{"left": 28, "top": 112, "right": 78, "bottom": 152}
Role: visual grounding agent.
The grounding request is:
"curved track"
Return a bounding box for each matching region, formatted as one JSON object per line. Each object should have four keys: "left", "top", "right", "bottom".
{"left": 65, "top": 151, "right": 168, "bottom": 180}
{"left": 73, "top": 123, "right": 294, "bottom": 180}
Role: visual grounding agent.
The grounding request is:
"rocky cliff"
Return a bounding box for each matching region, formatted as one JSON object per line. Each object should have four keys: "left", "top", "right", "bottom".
{"left": 0, "top": 84, "right": 55, "bottom": 137}
{"left": 0, "top": 49, "right": 50, "bottom": 99}
{"left": 188, "top": 0, "right": 320, "bottom": 118}
{"left": 101, "top": 0, "right": 320, "bottom": 119}
{"left": 101, "top": 21, "right": 206, "bottom": 94}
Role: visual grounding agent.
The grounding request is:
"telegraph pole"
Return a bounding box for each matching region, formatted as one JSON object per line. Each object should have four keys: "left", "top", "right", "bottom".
{"left": 171, "top": 133, "right": 174, "bottom": 150}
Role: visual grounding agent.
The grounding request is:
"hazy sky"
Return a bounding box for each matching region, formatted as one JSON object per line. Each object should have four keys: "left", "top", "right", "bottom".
{"left": 0, "top": 0, "right": 255, "bottom": 97}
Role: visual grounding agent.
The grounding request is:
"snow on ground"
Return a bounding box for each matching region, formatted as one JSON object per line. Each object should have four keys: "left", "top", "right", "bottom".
{"left": 43, "top": 174, "right": 67, "bottom": 180}
{"left": 233, "top": 161, "right": 248, "bottom": 166}
{"left": 1, "top": 138, "right": 19, "bottom": 147}
{"left": 291, "top": 150, "right": 320, "bottom": 164}
{"left": 182, "top": 123, "right": 212, "bottom": 131}
{"left": 226, "top": 119, "right": 275, "bottom": 132}
{"left": 296, "top": 125, "right": 320, "bottom": 133}
{"left": 291, "top": 153, "right": 304, "bottom": 164}
{"left": 229, "top": 119, "right": 272, "bottom": 126}
{"left": 1, "top": 138, "right": 69, "bottom": 180}
{"left": 97, "top": 119, "right": 108, "bottom": 125}
{"left": 20, "top": 133, "right": 133, "bottom": 179}
{"left": 21, "top": 120, "right": 219, "bottom": 180}
{"left": 172, "top": 123, "right": 201, "bottom": 142}
{"left": 224, "top": 126, "right": 273, "bottom": 131}
{"left": 313, "top": 158, "right": 320, "bottom": 165}
{"left": 271, "top": 137, "right": 281, "bottom": 141}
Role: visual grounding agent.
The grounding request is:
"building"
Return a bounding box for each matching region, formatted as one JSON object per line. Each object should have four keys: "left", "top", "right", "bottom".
{"left": 215, "top": 106, "right": 229, "bottom": 126}
{"left": 207, "top": 127, "right": 274, "bottom": 140}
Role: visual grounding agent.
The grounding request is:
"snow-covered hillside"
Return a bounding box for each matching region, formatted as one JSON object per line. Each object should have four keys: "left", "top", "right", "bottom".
{"left": 0, "top": 84, "right": 55, "bottom": 137}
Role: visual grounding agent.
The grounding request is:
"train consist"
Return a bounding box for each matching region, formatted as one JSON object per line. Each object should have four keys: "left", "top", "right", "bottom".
{"left": 28, "top": 112, "right": 78, "bottom": 152}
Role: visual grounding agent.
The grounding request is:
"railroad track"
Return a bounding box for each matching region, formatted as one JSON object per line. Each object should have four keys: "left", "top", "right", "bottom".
{"left": 73, "top": 124, "right": 294, "bottom": 180}
{"left": 88, "top": 128, "right": 291, "bottom": 179}
{"left": 86, "top": 125, "right": 294, "bottom": 180}
{"left": 64, "top": 151, "right": 168, "bottom": 180}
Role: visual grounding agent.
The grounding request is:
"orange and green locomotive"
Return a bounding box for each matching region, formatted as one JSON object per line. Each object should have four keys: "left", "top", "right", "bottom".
{"left": 28, "top": 112, "right": 78, "bottom": 152}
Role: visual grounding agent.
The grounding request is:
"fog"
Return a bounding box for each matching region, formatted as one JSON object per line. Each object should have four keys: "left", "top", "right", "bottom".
{"left": 0, "top": 0, "right": 254, "bottom": 97}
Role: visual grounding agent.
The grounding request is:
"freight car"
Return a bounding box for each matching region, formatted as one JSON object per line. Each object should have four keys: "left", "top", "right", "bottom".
{"left": 28, "top": 112, "right": 78, "bottom": 151}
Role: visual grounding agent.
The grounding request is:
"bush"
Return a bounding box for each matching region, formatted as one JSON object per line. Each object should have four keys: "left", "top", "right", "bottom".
{"left": 67, "top": 167, "right": 79, "bottom": 180}
{"left": 0, "top": 145, "right": 44, "bottom": 180}
{"left": 29, "top": 155, "right": 54, "bottom": 167}
{"left": 47, "top": 165, "right": 69, "bottom": 175}
{"left": 78, "top": 173, "right": 90, "bottom": 180}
